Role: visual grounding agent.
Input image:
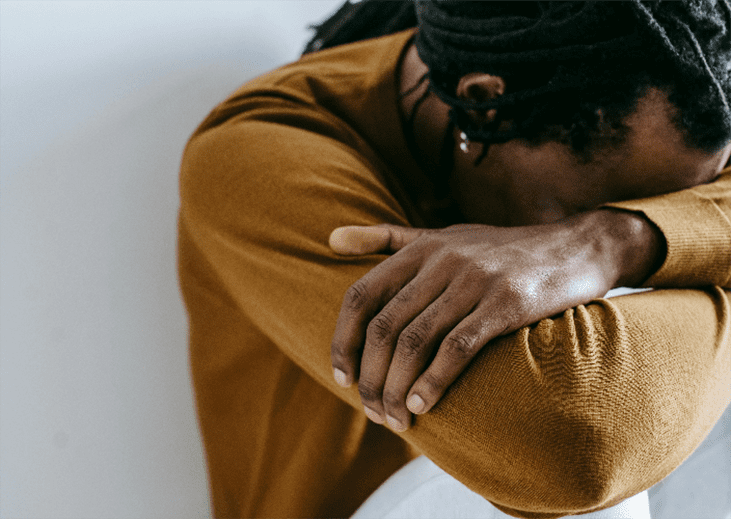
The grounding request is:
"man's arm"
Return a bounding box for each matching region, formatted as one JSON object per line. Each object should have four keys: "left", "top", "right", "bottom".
{"left": 180, "top": 110, "right": 731, "bottom": 517}
{"left": 327, "top": 209, "right": 664, "bottom": 429}
{"left": 605, "top": 166, "right": 731, "bottom": 289}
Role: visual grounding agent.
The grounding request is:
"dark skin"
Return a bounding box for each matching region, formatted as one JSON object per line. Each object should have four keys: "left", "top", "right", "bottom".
{"left": 330, "top": 42, "right": 731, "bottom": 432}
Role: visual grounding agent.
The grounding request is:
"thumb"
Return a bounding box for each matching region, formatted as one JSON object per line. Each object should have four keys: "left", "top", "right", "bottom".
{"left": 329, "top": 224, "right": 427, "bottom": 255}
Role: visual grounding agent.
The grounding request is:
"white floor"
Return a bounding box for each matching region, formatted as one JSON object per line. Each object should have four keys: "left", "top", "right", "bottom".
{"left": 1, "top": 2, "right": 728, "bottom": 518}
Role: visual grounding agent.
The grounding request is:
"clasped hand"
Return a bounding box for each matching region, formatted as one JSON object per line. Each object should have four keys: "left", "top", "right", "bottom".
{"left": 329, "top": 213, "right": 624, "bottom": 433}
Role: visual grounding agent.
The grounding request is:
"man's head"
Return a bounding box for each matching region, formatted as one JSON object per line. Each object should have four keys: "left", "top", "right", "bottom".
{"left": 451, "top": 85, "right": 731, "bottom": 225}
{"left": 306, "top": 0, "right": 731, "bottom": 223}
{"left": 407, "top": 0, "right": 731, "bottom": 225}
{"left": 414, "top": 0, "right": 731, "bottom": 161}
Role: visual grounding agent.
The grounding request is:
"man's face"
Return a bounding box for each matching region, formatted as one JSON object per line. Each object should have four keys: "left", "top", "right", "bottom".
{"left": 453, "top": 88, "right": 731, "bottom": 227}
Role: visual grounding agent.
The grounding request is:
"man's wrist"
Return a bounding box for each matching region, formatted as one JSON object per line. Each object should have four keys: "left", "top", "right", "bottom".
{"left": 591, "top": 208, "right": 666, "bottom": 288}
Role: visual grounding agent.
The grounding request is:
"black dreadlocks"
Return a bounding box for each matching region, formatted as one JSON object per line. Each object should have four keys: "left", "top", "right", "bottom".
{"left": 304, "top": 0, "right": 731, "bottom": 162}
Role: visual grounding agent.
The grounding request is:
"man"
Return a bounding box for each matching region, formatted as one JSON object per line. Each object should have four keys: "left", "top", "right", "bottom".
{"left": 178, "top": 1, "right": 731, "bottom": 517}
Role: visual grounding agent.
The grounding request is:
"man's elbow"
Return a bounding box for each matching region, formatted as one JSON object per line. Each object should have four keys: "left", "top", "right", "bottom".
{"left": 504, "top": 407, "right": 662, "bottom": 516}
{"left": 531, "top": 401, "right": 691, "bottom": 516}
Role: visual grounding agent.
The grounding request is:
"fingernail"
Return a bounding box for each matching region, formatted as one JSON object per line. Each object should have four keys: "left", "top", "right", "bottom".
{"left": 333, "top": 368, "right": 350, "bottom": 387}
{"left": 406, "top": 394, "right": 425, "bottom": 414}
{"left": 363, "top": 406, "right": 385, "bottom": 424}
{"left": 386, "top": 415, "right": 407, "bottom": 432}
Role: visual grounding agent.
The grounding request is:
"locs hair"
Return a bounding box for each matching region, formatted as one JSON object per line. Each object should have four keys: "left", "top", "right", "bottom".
{"left": 305, "top": 0, "right": 731, "bottom": 162}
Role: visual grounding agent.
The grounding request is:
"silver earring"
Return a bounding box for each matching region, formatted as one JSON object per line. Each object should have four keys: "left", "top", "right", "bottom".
{"left": 459, "top": 131, "right": 470, "bottom": 153}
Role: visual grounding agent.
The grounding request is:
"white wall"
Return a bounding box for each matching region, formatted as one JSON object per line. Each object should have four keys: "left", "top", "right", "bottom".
{"left": 0, "top": 1, "right": 342, "bottom": 517}
{"left": 4, "top": 2, "right": 729, "bottom": 519}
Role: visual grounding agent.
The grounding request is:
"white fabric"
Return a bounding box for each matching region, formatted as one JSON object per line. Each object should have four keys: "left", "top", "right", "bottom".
{"left": 352, "top": 456, "right": 651, "bottom": 519}
{"left": 1, "top": 2, "right": 344, "bottom": 516}
{"left": 353, "top": 288, "right": 731, "bottom": 519}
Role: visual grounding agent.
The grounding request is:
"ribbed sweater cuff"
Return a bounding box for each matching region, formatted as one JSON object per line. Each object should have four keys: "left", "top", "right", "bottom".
{"left": 604, "top": 188, "right": 731, "bottom": 288}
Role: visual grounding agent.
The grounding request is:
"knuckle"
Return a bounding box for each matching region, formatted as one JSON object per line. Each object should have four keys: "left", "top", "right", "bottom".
{"left": 330, "top": 340, "right": 350, "bottom": 364}
{"left": 442, "top": 331, "right": 476, "bottom": 359}
{"left": 382, "top": 391, "right": 404, "bottom": 411}
{"left": 467, "top": 262, "right": 491, "bottom": 281}
{"left": 358, "top": 381, "right": 382, "bottom": 404}
{"left": 344, "top": 281, "right": 370, "bottom": 311}
{"left": 330, "top": 341, "right": 343, "bottom": 361}
{"left": 501, "top": 281, "right": 533, "bottom": 322}
{"left": 397, "top": 324, "right": 428, "bottom": 357}
{"left": 391, "top": 283, "right": 413, "bottom": 305}
{"left": 502, "top": 276, "right": 525, "bottom": 298}
{"left": 459, "top": 263, "right": 496, "bottom": 292}
{"left": 440, "top": 249, "right": 467, "bottom": 269}
{"left": 366, "top": 312, "right": 396, "bottom": 345}
{"left": 389, "top": 228, "right": 406, "bottom": 251}
{"left": 517, "top": 292, "right": 537, "bottom": 320}
{"left": 493, "top": 318, "right": 512, "bottom": 337}
{"left": 419, "top": 370, "right": 444, "bottom": 395}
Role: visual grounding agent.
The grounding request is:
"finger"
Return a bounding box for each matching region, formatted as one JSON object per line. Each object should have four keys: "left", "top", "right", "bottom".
{"left": 329, "top": 225, "right": 428, "bottom": 255}
{"left": 356, "top": 271, "right": 447, "bottom": 426}
{"left": 406, "top": 306, "right": 511, "bottom": 415}
{"left": 381, "top": 288, "right": 475, "bottom": 432}
{"left": 331, "top": 254, "right": 419, "bottom": 388}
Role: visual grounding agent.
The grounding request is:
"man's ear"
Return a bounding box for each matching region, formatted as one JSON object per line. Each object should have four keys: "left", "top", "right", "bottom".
{"left": 456, "top": 72, "right": 505, "bottom": 124}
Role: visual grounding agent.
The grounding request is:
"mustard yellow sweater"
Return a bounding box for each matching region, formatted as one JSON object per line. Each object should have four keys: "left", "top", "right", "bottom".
{"left": 178, "top": 30, "right": 731, "bottom": 518}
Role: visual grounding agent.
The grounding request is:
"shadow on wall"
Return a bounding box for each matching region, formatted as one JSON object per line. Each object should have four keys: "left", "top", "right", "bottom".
{"left": 0, "top": 1, "right": 343, "bottom": 517}
{"left": 1, "top": 65, "right": 244, "bottom": 518}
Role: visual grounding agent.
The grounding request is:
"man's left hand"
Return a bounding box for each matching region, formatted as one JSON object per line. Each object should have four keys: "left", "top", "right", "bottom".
{"left": 328, "top": 212, "right": 645, "bottom": 432}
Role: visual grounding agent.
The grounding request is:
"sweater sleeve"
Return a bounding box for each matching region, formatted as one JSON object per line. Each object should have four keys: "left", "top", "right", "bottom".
{"left": 604, "top": 168, "right": 731, "bottom": 289}
{"left": 179, "top": 103, "right": 731, "bottom": 518}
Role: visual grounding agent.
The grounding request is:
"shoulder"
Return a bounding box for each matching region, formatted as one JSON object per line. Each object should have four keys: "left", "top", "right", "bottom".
{"left": 180, "top": 30, "right": 418, "bottom": 244}
{"left": 181, "top": 117, "right": 407, "bottom": 238}
{"left": 190, "top": 29, "right": 415, "bottom": 142}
